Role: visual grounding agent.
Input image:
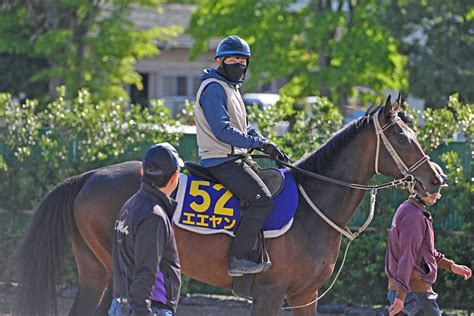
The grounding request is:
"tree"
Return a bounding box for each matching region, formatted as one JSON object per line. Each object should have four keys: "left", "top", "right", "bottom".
{"left": 0, "top": 0, "right": 181, "bottom": 100}
{"left": 381, "top": 0, "right": 474, "bottom": 107}
{"left": 188, "top": 0, "right": 407, "bottom": 114}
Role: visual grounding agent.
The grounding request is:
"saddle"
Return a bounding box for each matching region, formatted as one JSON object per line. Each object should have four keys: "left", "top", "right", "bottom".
{"left": 183, "top": 160, "right": 285, "bottom": 299}
{"left": 184, "top": 160, "right": 285, "bottom": 198}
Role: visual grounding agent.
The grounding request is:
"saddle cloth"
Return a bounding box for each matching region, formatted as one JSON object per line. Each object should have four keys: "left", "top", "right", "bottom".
{"left": 172, "top": 168, "right": 298, "bottom": 238}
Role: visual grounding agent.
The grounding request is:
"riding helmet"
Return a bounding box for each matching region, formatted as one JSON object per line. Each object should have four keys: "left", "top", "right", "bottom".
{"left": 215, "top": 35, "right": 251, "bottom": 59}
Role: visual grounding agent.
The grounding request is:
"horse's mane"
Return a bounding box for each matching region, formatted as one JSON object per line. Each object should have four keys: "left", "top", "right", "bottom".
{"left": 296, "top": 105, "right": 381, "bottom": 173}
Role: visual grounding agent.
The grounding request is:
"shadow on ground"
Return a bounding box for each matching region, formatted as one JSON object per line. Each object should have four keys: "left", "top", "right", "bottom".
{"left": 0, "top": 282, "right": 390, "bottom": 316}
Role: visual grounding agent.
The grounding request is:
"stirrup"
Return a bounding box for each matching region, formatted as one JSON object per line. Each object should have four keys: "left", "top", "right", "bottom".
{"left": 260, "top": 231, "right": 272, "bottom": 271}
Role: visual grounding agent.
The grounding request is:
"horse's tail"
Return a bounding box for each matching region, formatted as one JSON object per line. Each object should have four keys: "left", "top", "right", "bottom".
{"left": 14, "top": 170, "right": 94, "bottom": 316}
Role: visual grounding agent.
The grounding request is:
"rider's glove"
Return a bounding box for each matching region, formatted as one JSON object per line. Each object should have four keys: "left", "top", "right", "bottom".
{"left": 260, "top": 141, "right": 290, "bottom": 163}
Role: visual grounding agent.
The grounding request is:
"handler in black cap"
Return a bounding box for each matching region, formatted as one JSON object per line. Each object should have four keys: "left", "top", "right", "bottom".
{"left": 109, "top": 143, "right": 183, "bottom": 316}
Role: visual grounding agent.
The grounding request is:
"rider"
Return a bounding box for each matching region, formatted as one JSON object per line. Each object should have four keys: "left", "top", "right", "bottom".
{"left": 194, "top": 35, "right": 289, "bottom": 277}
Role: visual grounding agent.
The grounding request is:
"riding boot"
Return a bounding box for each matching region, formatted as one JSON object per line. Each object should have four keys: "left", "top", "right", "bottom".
{"left": 228, "top": 216, "right": 267, "bottom": 277}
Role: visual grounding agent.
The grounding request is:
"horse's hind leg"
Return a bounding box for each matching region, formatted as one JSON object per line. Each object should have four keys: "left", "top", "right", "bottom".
{"left": 69, "top": 230, "right": 110, "bottom": 316}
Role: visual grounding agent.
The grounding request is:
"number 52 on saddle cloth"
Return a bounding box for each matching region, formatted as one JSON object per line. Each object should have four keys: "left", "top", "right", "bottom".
{"left": 172, "top": 168, "right": 298, "bottom": 239}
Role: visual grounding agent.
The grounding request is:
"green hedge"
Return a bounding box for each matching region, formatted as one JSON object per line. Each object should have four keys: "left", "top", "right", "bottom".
{"left": 1, "top": 92, "right": 472, "bottom": 309}
{"left": 322, "top": 230, "right": 473, "bottom": 309}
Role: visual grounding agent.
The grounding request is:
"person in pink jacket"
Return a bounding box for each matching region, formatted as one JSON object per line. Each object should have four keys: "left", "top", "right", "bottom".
{"left": 385, "top": 162, "right": 471, "bottom": 316}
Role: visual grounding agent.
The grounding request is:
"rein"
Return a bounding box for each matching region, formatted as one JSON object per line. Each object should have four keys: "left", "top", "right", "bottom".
{"left": 277, "top": 159, "right": 415, "bottom": 191}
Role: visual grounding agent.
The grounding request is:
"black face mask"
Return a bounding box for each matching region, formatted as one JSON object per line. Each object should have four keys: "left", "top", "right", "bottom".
{"left": 219, "top": 62, "right": 247, "bottom": 83}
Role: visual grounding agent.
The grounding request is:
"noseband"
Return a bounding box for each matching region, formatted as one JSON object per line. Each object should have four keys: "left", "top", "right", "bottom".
{"left": 373, "top": 110, "right": 430, "bottom": 195}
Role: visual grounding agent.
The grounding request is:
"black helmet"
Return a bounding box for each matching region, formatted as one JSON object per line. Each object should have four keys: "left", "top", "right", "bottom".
{"left": 215, "top": 35, "right": 251, "bottom": 59}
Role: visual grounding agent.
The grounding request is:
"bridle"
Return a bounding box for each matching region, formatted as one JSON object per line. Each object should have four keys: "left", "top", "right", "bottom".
{"left": 274, "top": 108, "right": 431, "bottom": 242}
{"left": 279, "top": 108, "right": 433, "bottom": 310}
{"left": 373, "top": 110, "right": 430, "bottom": 195}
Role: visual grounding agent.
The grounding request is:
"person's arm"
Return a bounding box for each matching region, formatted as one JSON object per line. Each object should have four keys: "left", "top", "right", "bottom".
{"left": 434, "top": 249, "right": 454, "bottom": 270}
{"left": 435, "top": 249, "right": 472, "bottom": 279}
{"left": 247, "top": 121, "right": 266, "bottom": 142}
{"left": 128, "top": 215, "right": 167, "bottom": 315}
{"left": 393, "top": 211, "right": 425, "bottom": 300}
{"left": 200, "top": 83, "right": 262, "bottom": 149}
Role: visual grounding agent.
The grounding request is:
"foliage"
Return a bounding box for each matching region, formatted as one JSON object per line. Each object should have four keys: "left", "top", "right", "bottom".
{"left": 218, "top": 94, "right": 473, "bottom": 309}
{"left": 433, "top": 232, "right": 474, "bottom": 309}
{"left": 368, "top": 95, "right": 474, "bottom": 234}
{"left": 247, "top": 95, "right": 344, "bottom": 160}
{"left": 188, "top": 0, "right": 407, "bottom": 113}
{"left": 165, "top": 0, "right": 198, "bottom": 3}
{"left": 406, "top": 94, "right": 473, "bottom": 152}
{"left": 326, "top": 95, "right": 473, "bottom": 309}
{"left": 0, "top": 88, "right": 182, "bottom": 282}
{"left": 0, "top": 87, "right": 182, "bottom": 211}
{"left": 0, "top": 91, "right": 471, "bottom": 309}
{"left": 0, "top": 1, "right": 181, "bottom": 100}
{"left": 340, "top": 146, "right": 473, "bottom": 308}
{"left": 323, "top": 230, "right": 474, "bottom": 309}
{"left": 381, "top": 0, "right": 474, "bottom": 107}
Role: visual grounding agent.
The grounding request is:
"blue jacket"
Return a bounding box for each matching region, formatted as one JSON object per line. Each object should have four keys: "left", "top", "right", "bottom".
{"left": 198, "top": 69, "right": 266, "bottom": 167}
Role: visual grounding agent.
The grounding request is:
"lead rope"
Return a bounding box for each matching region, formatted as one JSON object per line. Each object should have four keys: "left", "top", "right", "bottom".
{"left": 282, "top": 187, "right": 377, "bottom": 311}
{"left": 281, "top": 239, "right": 353, "bottom": 311}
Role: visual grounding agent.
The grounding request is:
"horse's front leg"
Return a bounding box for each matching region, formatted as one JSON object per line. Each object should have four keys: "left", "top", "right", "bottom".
{"left": 285, "top": 290, "right": 318, "bottom": 316}
{"left": 250, "top": 284, "right": 287, "bottom": 316}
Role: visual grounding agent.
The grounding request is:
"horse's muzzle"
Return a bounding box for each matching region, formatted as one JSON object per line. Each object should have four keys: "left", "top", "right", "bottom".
{"left": 414, "top": 176, "right": 441, "bottom": 197}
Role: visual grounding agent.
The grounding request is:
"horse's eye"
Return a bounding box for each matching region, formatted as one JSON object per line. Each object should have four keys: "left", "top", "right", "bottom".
{"left": 396, "top": 136, "right": 407, "bottom": 145}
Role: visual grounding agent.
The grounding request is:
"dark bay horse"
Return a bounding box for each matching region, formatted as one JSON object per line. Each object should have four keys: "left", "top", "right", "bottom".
{"left": 14, "top": 96, "right": 442, "bottom": 316}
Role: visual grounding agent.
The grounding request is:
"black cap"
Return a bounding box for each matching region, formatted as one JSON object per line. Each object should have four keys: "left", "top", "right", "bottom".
{"left": 142, "top": 143, "right": 184, "bottom": 179}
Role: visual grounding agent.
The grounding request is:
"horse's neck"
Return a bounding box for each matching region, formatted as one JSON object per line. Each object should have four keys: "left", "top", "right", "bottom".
{"left": 297, "top": 129, "right": 376, "bottom": 231}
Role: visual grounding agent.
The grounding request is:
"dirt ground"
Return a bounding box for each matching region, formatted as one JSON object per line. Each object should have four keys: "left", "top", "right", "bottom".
{"left": 2, "top": 282, "right": 468, "bottom": 316}
{"left": 0, "top": 282, "right": 474, "bottom": 316}
{"left": 0, "top": 282, "right": 393, "bottom": 316}
{"left": 0, "top": 282, "right": 391, "bottom": 316}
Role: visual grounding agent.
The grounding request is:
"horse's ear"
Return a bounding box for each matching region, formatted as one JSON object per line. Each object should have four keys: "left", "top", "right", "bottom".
{"left": 383, "top": 95, "right": 393, "bottom": 118}
{"left": 394, "top": 93, "right": 402, "bottom": 112}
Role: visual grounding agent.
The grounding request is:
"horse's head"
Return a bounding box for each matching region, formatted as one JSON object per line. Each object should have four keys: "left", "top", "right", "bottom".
{"left": 373, "top": 94, "right": 443, "bottom": 196}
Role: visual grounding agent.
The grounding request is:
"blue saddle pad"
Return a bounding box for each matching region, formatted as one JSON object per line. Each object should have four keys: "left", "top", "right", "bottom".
{"left": 172, "top": 168, "right": 298, "bottom": 238}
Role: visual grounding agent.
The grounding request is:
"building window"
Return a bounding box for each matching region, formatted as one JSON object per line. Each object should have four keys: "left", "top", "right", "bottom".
{"left": 193, "top": 76, "right": 201, "bottom": 94}
{"left": 130, "top": 73, "right": 149, "bottom": 107}
{"left": 177, "top": 76, "right": 188, "bottom": 96}
{"left": 162, "top": 76, "right": 174, "bottom": 96}
{"left": 159, "top": 73, "right": 201, "bottom": 116}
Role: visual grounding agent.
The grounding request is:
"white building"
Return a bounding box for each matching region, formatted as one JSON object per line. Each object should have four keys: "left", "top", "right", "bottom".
{"left": 130, "top": 4, "right": 216, "bottom": 115}
{"left": 130, "top": 4, "right": 284, "bottom": 115}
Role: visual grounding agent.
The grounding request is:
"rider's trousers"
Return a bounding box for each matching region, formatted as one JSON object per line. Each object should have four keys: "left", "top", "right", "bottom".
{"left": 207, "top": 158, "right": 273, "bottom": 260}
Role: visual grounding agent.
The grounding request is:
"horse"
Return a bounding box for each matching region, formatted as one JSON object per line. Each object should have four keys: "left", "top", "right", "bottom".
{"left": 14, "top": 95, "right": 443, "bottom": 316}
